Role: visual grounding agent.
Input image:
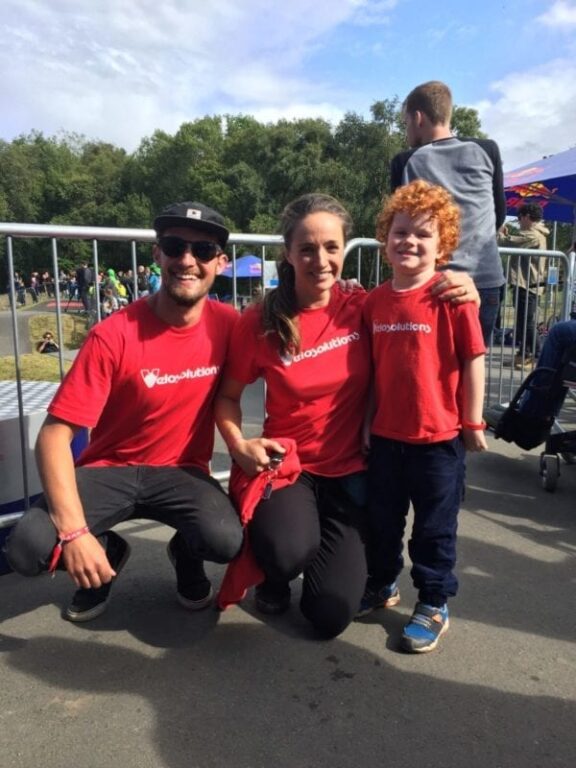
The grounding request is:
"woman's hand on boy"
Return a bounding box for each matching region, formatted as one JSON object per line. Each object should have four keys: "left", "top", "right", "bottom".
{"left": 432, "top": 270, "right": 480, "bottom": 306}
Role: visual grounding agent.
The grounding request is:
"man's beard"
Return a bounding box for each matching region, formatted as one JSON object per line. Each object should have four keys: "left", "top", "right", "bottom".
{"left": 163, "top": 281, "right": 208, "bottom": 307}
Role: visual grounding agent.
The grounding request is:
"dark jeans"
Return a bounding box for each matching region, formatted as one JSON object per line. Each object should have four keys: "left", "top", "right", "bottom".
{"left": 479, "top": 285, "right": 504, "bottom": 347}
{"left": 520, "top": 320, "right": 576, "bottom": 418}
{"left": 249, "top": 472, "right": 367, "bottom": 638}
{"left": 366, "top": 435, "right": 465, "bottom": 607}
{"left": 515, "top": 288, "right": 538, "bottom": 356}
{"left": 6, "top": 466, "right": 243, "bottom": 577}
{"left": 78, "top": 286, "right": 91, "bottom": 312}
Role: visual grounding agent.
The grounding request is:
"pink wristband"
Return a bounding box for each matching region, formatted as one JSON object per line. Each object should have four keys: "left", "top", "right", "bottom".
{"left": 48, "top": 525, "right": 90, "bottom": 574}
{"left": 461, "top": 420, "right": 487, "bottom": 431}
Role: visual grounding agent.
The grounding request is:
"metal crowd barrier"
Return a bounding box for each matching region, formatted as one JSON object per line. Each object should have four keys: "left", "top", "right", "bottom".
{"left": 0, "top": 224, "right": 289, "bottom": 527}
{"left": 486, "top": 247, "right": 572, "bottom": 407}
{"left": 0, "top": 220, "right": 573, "bottom": 528}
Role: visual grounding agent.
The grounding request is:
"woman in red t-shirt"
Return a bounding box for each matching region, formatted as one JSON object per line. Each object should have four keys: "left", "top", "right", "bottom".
{"left": 216, "top": 193, "right": 370, "bottom": 638}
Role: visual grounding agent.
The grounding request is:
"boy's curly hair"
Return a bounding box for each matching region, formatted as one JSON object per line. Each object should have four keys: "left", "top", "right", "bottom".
{"left": 376, "top": 180, "right": 460, "bottom": 265}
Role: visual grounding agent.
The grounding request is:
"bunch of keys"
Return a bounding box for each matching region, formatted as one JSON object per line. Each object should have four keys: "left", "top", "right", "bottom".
{"left": 262, "top": 451, "right": 285, "bottom": 500}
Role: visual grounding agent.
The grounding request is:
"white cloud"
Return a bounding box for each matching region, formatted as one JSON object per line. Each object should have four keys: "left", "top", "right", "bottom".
{"left": 475, "top": 58, "right": 576, "bottom": 170}
{"left": 0, "top": 0, "right": 360, "bottom": 149}
{"left": 1, "top": 0, "right": 572, "bottom": 180}
{"left": 249, "top": 102, "right": 345, "bottom": 126}
{"left": 537, "top": 0, "right": 576, "bottom": 27}
{"left": 426, "top": 22, "right": 477, "bottom": 46}
{"left": 350, "top": 0, "right": 399, "bottom": 25}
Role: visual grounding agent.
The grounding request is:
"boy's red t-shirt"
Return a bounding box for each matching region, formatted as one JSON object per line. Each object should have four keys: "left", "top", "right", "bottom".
{"left": 49, "top": 298, "right": 239, "bottom": 472}
{"left": 363, "top": 278, "right": 485, "bottom": 444}
{"left": 225, "top": 286, "right": 370, "bottom": 476}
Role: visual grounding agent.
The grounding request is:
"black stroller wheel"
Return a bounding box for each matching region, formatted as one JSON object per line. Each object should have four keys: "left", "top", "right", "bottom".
{"left": 540, "top": 453, "right": 560, "bottom": 492}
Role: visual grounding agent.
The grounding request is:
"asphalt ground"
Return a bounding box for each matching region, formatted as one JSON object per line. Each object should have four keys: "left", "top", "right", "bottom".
{"left": 1, "top": 305, "right": 575, "bottom": 768}
{"left": 1, "top": 418, "right": 575, "bottom": 768}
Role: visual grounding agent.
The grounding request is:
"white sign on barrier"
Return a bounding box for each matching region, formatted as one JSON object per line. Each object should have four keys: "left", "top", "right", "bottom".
{"left": 0, "top": 380, "right": 58, "bottom": 514}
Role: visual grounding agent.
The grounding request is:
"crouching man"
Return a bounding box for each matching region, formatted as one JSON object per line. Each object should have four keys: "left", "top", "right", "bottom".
{"left": 6, "top": 201, "right": 242, "bottom": 621}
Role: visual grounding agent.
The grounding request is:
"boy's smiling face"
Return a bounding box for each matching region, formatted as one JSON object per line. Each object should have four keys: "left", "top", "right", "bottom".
{"left": 386, "top": 211, "right": 443, "bottom": 283}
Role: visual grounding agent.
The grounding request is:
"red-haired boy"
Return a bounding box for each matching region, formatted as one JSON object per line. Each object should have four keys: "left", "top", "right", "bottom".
{"left": 359, "top": 179, "right": 487, "bottom": 652}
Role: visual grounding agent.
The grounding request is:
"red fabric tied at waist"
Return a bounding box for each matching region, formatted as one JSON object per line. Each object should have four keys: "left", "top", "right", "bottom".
{"left": 217, "top": 438, "right": 301, "bottom": 610}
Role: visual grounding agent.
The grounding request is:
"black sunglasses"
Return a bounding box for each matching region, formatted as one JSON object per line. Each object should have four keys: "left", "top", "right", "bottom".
{"left": 158, "top": 236, "right": 221, "bottom": 262}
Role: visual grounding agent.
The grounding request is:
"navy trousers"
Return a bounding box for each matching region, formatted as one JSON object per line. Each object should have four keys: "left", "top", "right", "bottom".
{"left": 366, "top": 435, "right": 465, "bottom": 607}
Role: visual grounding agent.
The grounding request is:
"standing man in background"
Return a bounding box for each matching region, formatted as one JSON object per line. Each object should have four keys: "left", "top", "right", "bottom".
{"left": 499, "top": 203, "right": 549, "bottom": 368}
{"left": 75, "top": 260, "right": 93, "bottom": 313}
{"left": 391, "top": 80, "right": 507, "bottom": 345}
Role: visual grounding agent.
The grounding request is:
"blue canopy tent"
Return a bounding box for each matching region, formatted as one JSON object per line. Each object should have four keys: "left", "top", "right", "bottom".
{"left": 221, "top": 254, "right": 263, "bottom": 305}
{"left": 222, "top": 254, "right": 262, "bottom": 278}
{"left": 504, "top": 146, "right": 576, "bottom": 225}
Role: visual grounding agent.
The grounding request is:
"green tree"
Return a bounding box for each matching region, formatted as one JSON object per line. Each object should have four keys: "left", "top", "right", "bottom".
{"left": 334, "top": 103, "right": 405, "bottom": 237}
{"left": 451, "top": 106, "right": 486, "bottom": 138}
{"left": 126, "top": 117, "right": 227, "bottom": 214}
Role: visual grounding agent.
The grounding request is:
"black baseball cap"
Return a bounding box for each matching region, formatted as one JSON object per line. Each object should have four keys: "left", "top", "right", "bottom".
{"left": 153, "top": 201, "right": 230, "bottom": 248}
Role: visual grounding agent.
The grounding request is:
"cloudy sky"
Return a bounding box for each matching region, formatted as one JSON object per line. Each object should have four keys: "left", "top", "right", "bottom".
{"left": 1, "top": 0, "right": 575, "bottom": 170}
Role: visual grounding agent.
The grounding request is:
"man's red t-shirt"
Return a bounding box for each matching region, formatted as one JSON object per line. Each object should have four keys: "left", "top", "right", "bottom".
{"left": 49, "top": 298, "right": 239, "bottom": 472}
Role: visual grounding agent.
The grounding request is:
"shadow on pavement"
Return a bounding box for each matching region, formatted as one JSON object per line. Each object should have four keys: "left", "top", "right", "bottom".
{"left": 4, "top": 624, "right": 574, "bottom": 768}
{"left": 1, "top": 434, "right": 575, "bottom": 768}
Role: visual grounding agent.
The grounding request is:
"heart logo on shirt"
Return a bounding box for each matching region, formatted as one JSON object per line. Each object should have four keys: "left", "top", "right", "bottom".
{"left": 141, "top": 369, "right": 160, "bottom": 388}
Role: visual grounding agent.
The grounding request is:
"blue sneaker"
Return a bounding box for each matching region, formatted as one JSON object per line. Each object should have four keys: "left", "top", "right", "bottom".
{"left": 356, "top": 581, "right": 400, "bottom": 618}
{"left": 401, "top": 602, "right": 449, "bottom": 653}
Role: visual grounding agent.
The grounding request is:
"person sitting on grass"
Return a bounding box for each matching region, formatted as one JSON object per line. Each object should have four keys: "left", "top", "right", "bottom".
{"left": 37, "top": 331, "right": 59, "bottom": 354}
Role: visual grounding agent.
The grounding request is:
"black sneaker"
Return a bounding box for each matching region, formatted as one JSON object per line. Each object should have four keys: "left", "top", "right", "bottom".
{"left": 255, "top": 580, "right": 291, "bottom": 615}
{"left": 64, "top": 531, "right": 131, "bottom": 623}
{"left": 167, "top": 534, "right": 213, "bottom": 610}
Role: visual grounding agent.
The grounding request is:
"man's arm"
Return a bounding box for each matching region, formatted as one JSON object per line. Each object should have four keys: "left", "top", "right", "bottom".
{"left": 487, "top": 140, "right": 507, "bottom": 230}
{"left": 498, "top": 229, "right": 539, "bottom": 249}
{"left": 390, "top": 151, "right": 410, "bottom": 192}
{"left": 36, "top": 415, "right": 117, "bottom": 588}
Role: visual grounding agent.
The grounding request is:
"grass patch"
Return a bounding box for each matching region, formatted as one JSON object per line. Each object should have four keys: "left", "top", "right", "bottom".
{"left": 0, "top": 353, "right": 72, "bottom": 382}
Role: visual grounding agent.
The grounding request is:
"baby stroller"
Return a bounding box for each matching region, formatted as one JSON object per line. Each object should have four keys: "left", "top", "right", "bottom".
{"left": 487, "top": 346, "right": 576, "bottom": 491}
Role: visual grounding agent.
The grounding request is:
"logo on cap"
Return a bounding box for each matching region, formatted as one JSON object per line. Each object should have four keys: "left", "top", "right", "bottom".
{"left": 186, "top": 208, "right": 202, "bottom": 220}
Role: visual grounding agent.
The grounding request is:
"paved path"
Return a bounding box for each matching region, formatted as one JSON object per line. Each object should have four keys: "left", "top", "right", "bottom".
{"left": 1, "top": 430, "right": 575, "bottom": 768}
{"left": 2, "top": 303, "right": 575, "bottom": 767}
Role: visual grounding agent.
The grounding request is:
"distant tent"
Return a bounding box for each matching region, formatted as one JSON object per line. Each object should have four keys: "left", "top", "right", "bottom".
{"left": 504, "top": 146, "right": 576, "bottom": 224}
{"left": 222, "top": 254, "right": 262, "bottom": 278}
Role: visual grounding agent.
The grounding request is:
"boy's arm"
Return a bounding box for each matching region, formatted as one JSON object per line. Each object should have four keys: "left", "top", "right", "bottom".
{"left": 461, "top": 354, "right": 488, "bottom": 452}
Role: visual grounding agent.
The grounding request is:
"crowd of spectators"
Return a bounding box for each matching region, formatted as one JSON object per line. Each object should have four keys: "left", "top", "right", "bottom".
{"left": 5, "top": 265, "right": 160, "bottom": 315}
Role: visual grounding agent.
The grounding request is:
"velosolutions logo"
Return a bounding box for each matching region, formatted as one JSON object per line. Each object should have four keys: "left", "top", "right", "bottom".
{"left": 372, "top": 321, "right": 431, "bottom": 334}
{"left": 140, "top": 366, "right": 219, "bottom": 388}
{"left": 280, "top": 332, "right": 360, "bottom": 367}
